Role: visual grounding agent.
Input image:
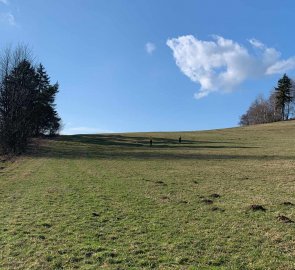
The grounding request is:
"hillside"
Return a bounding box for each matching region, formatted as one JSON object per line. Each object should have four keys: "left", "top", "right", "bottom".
{"left": 1, "top": 121, "right": 295, "bottom": 269}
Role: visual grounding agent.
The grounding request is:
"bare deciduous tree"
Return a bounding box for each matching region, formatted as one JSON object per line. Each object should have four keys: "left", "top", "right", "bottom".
{"left": 239, "top": 94, "right": 280, "bottom": 126}
{"left": 240, "top": 74, "right": 295, "bottom": 126}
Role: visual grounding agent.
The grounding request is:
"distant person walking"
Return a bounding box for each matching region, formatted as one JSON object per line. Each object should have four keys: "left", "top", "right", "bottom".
{"left": 150, "top": 138, "right": 153, "bottom": 147}
{"left": 179, "top": 136, "right": 182, "bottom": 143}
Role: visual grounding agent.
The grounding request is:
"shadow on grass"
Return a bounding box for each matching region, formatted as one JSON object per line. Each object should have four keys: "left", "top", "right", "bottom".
{"left": 57, "top": 134, "right": 252, "bottom": 149}
{"left": 25, "top": 134, "right": 290, "bottom": 161}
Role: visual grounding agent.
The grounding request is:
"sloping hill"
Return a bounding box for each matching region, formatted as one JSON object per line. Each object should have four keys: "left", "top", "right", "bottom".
{"left": 1, "top": 121, "right": 295, "bottom": 269}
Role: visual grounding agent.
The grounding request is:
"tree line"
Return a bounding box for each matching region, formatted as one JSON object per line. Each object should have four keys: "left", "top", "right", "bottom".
{"left": 0, "top": 45, "right": 61, "bottom": 154}
{"left": 240, "top": 74, "right": 295, "bottom": 126}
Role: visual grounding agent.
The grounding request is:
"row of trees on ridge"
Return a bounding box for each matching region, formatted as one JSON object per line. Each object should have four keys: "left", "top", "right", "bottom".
{"left": 0, "top": 45, "right": 61, "bottom": 154}
{"left": 240, "top": 74, "right": 294, "bottom": 126}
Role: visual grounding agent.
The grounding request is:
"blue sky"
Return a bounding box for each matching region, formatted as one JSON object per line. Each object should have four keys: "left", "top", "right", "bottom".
{"left": 1, "top": 0, "right": 295, "bottom": 134}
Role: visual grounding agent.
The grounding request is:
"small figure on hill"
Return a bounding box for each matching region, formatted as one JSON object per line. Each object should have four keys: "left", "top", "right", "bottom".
{"left": 150, "top": 138, "right": 153, "bottom": 147}
{"left": 179, "top": 136, "right": 182, "bottom": 143}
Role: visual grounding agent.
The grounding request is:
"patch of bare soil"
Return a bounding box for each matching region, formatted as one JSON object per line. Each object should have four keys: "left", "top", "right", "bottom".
{"left": 249, "top": 205, "right": 266, "bottom": 211}
{"left": 202, "top": 199, "right": 214, "bottom": 205}
{"left": 211, "top": 207, "right": 225, "bottom": 212}
{"left": 277, "top": 215, "right": 294, "bottom": 223}
{"left": 210, "top": 193, "right": 221, "bottom": 198}
{"left": 282, "top": 201, "right": 294, "bottom": 206}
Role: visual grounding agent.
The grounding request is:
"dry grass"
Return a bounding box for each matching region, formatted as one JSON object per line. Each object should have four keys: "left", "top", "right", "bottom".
{"left": 0, "top": 121, "right": 295, "bottom": 269}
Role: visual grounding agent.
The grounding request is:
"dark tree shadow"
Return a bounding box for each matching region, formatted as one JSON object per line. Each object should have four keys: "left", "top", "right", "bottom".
{"left": 55, "top": 134, "right": 253, "bottom": 149}
{"left": 24, "top": 134, "right": 292, "bottom": 161}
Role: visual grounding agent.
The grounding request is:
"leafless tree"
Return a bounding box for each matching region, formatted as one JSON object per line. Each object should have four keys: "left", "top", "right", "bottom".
{"left": 239, "top": 94, "right": 280, "bottom": 126}
{"left": 0, "top": 44, "right": 32, "bottom": 81}
{"left": 0, "top": 45, "right": 35, "bottom": 153}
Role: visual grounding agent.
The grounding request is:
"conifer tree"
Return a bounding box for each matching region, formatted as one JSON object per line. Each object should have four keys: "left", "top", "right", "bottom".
{"left": 0, "top": 46, "right": 62, "bottom": 153}
{"left": 275, "top": 74, "right": 293, "bottom": 120}
{"left": 34, "top": 64, "right": 61, "bottom": 136}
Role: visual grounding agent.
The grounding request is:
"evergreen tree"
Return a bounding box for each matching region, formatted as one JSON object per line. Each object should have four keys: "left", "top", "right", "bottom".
{"left": 34, "top": 64, "right": 61, "bottom": 136}
{"left": 275, "top": 74, "right": 293, "bottom": 120}
{"left": 0, "top": 46, "right": 62, "bottom": 154}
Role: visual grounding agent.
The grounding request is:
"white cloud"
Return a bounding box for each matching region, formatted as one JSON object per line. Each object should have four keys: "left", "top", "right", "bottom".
{"left": 248, "top": 38, "right": 265, "bottom": 49}
{"left": 266, "top": 57, "right": 295, "bottom": 75}
{"left": 145, "top": 42, "right": 156, "bottom": 55}
{"left": 61, "top": 126, "right": 113, "bottom": 135}
{"left": 0, "top": 12, "right": 16, "bottom": 26}
{"left": 167, "top": 35, "right": 295, "bottom": 99}
{"left": 0, "top": 0, "right": 9, "bottom": 5}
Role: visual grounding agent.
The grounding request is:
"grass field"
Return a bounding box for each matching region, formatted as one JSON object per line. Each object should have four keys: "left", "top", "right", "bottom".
{"left": 0, "top": 121, "right": 295, "bottom": 269}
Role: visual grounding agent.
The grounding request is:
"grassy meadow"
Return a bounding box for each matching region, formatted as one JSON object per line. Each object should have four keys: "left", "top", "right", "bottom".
{"left": 0, "top": 121, "right": 295, "bottom": 269}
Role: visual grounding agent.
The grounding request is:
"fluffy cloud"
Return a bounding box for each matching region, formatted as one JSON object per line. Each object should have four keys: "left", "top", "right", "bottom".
{"left": 145, "top": 42, "right": 156, "bottom": 55}
{"left": 0, "top": 12, "right": 16, "bottom": 26}
{"left": 167, "top": 35, "right": 295, "bottom": 99}
{"left": 0, "top": 0, "right": 9, "bottom": 5}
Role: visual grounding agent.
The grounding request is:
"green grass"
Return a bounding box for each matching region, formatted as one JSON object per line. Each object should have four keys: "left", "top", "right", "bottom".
{"left": 1, "top": 121, "right": 295, "bottom": 269}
